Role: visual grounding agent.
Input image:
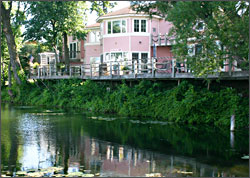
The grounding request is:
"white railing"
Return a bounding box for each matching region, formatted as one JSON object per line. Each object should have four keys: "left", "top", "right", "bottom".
{"left": 30, "top": 57, "right": 246, "bottom": 79}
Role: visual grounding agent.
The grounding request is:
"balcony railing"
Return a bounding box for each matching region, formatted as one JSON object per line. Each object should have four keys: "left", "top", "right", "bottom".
{"left": 29, "top": 57, "right": 247, "bottom": 80}
{"left": 151, "top": 34, "right": 175, "bottom": 46}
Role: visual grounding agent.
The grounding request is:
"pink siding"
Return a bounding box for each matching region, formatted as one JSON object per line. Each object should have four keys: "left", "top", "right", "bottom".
{"left": 131, "top": 36, "right": 150, "bottom": 52}
{"left": 151, "top": 19, "right": 159, "bottom": 35}
{"left": 103, "top": 37, "right": 129, "bottom": 52}
{"left": 84, "top": 45, "right": 102, "bottom": 64}
{"left": 159, "top": 20, "right": 173, "bottom": 34}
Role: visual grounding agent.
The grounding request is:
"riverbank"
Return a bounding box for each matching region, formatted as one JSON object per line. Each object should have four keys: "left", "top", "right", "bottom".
{"left": 1, "top": 79, "right": 248, "bottom": 128}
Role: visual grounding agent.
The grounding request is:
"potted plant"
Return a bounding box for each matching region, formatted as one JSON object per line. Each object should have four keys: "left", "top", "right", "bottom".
{"left": 121, "top": 66, "right": 130, "bottom": 75}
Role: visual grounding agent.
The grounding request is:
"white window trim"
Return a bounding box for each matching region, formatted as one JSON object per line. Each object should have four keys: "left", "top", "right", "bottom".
{"left": 69, "top": 42, "right": 77, "bottom": 59}
{"left": 133, "top": 19, "right": 148, "bottom": 33}
{"left": 106, "top": 19, "right": 127, "bottom": 35}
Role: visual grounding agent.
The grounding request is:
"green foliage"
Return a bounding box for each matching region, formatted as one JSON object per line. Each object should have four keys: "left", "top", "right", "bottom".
{"left": 132, "top": 1, "right": 249, "bottom": 76}
{"left": 1, "top": 79, "right": 248, "bottom": 129}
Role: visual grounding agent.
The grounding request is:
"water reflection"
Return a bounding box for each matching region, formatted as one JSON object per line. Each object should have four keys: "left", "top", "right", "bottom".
{"left": 1, "top": 104, "right": 249, "bottom": 177}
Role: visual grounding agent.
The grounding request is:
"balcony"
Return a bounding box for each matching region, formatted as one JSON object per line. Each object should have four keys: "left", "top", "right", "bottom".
{"left": 151, "top": 34, "right": 175, "bottom": 46}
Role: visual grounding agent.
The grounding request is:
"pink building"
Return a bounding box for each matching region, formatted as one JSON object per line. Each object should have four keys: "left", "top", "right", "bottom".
{"left": 67, "top": 6, "right": 174, "bottom": 67}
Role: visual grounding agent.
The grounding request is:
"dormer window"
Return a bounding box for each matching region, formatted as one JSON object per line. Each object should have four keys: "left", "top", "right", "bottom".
{"left": 133, "top": 19, "right": 147, "bottom": 32}
{"left": 107, "top": 19, "right": 127, "bottom": 34}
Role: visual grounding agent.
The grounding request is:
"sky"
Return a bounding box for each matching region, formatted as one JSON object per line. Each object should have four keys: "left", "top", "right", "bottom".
{"left": 86, "top": 1, "right": 131, "bottom": 25}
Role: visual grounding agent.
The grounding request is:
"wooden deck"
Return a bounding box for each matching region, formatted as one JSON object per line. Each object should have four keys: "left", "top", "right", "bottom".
{"left": 29, "top": 59, "right": 249, "bottom": 81}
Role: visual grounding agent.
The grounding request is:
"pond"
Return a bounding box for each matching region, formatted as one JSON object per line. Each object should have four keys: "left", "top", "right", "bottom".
{"left": 1, "top": 104, "right": 249, "bottom": 177}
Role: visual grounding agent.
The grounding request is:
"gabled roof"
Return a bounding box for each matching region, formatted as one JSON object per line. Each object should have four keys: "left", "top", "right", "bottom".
{"left": 86, "top": 23, "right": 100, "bottom": 29}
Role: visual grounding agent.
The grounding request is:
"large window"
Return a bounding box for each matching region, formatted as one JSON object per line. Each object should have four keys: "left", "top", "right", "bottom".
{"left": 70, "top": 42, "right": 77, "bottom": 59}
{"left": 133, "top": 19, "right": 147, "bottom": 32}
{"left": 89, "top": 31, "right": 100, "bottom": 43}
{"left": 107, "top": 20, "right": 127, "bottom": 34}
{"left": 105, "top": 52, "right": 128, "bottom": 62}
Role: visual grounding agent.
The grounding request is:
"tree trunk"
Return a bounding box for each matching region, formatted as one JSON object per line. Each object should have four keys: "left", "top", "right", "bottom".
{"left": 63, "top": 32, "right": 70, "bottom": 74}
{"left": 1, "top": 2, "right": 21, "bottom": 85}
{"left": 8, "top": 62, "right": 14, "bottom": 100}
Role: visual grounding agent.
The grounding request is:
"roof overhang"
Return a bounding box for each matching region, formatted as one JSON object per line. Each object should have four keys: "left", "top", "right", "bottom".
{"left": 97, "top": 14, "right": 162, "bottom": 22}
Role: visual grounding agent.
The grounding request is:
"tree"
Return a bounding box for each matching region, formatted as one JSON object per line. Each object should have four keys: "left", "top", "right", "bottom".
{"left": 90, "top": 1, "right": 117, "bottom": 16}
{"left": 24, "top": 1, "right": 115, "bottom": 73}
{"left": 1, "top": 2, "right": 22, "bottom": 85}
{"left": 132, "top": 1, "right": 249, "bottom": 76}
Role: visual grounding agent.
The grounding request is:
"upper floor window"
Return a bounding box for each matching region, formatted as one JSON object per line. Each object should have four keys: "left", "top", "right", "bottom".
{"left": 89, "top": 31, "right": 100, "bottom": 43}
{"left": 133, "top": 19, "right": 147, "bottom": 32}
{"left": 107, "top": 19, "right": 127, "bottom": 34}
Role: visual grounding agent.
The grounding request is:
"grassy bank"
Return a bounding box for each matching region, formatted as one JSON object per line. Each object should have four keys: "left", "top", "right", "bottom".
{"left": 1, "top": 79, "right": 248, "bottom": 128}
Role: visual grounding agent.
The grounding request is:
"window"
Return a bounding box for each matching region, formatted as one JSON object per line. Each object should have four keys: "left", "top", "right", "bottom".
{"left": 153, "top": 28, "right": 156, "bottom": 32}
{"left": 141, "top": 20, "right": 146, "bottom": 32}
{"left": 89, "top": 31, "right": 100, "bottom": 43}
{"left": 108, "top": 22, "right": 111, "bottom": 34}
{"left": 70, "top": 42, "right": 77, "bottom": 59}
{"left": 112, "top": 21, "right": 121, "bottom": 33}
{"left": 111, "top": 52, "right": 122, "bottom": 61}
{"left": 90, "top": 57, "right": 100, "bottom": 64}
{"left": 105, "top": 52, "right": 129, "bottom": 62}
{"left": 134, "top": 20, "right": 140, "bottom": 32}
{"left": 133, "top": 19, "right": 147, "bottom": 32}
{"left": 195, "top": 44, "right": 202, "bottom": 55}
{"left": 107, "top": 20, "right": 126, "bottom": 34}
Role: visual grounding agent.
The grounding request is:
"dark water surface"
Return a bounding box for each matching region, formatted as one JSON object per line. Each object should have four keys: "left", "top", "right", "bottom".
{"left": 1, "top": 104, "right": 249, "bottom": 177}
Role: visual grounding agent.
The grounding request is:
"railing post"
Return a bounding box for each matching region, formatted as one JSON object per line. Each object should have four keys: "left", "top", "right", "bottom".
{"left": 81, "top": 66, "right": 83, "bottom": 77}
{"left": 109, "top": 61, "right": 112, "bottom": 77}
{"left": 49, "top": 66, "right": 52, "bottom": 76}
{"left": 70, "top": 67, "right": 72, "bottom": 77}
{"left": 133, "top": 61, "right": 136, "bottom": 78}
{"left": 229, "top": 60, "right": 232, "bottom": 76}
{"left": 38, "top": 67, "right": 40, "bottom": 78}
{"left": 172, "top": 59, "right": 175, "bottom": 78}
{"left": 151, "top": 34, "right": 153, "bottom": 46}
{"left": 158, "top": 33, "right": 161, "bottom": 46}
{"left": 165, "top": 33, "right": 167, "bottom": 45}
{"left": 118, "top": 63, "right": 120, "bottom": 77}
{"left": 90, "top": 64, "right": 92, "bottom": 78}
{"left": 151, "top": 58, "right": 155, "bottom": 77}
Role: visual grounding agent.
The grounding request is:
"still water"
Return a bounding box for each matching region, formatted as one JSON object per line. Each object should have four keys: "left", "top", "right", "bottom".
{"left": 1, "top": 104, "right": 249, "bottom": 177}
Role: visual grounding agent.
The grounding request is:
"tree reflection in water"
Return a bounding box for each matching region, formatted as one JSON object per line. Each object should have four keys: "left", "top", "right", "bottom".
{"left": 1, "top": 104, "right": 249, "bottom": 177}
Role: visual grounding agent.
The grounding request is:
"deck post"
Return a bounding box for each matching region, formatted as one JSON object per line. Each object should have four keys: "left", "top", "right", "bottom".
{"left": 230, "top": 114, "right": 235, "bottom": 131}
{"left": 172, "top": 59, "right": 175, "bottom": 77}
{"left": 110, "top": 61, "right": 112, "bottom": 77}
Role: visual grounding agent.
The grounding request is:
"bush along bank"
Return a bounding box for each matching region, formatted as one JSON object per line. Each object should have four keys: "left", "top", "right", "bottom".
{"left": 1, "top": 79, "right": 249, "bottom": 128}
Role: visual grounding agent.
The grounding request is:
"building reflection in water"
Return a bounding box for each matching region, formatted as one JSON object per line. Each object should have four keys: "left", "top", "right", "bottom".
{"left": 2, "top": 106, "right": 248, "bottom": 177}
